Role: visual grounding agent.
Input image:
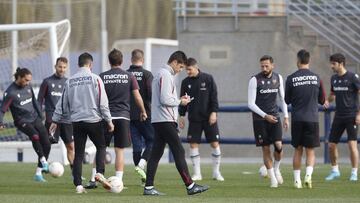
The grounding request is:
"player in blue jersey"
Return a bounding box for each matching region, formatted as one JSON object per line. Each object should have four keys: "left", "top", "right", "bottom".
{"left": 285, "top": 49, "right": 326, "bottom": 189}
{"left": 38, "top": 57, "right": 75, "bottom": 170}
{"left": 248, "top": 55, "right": 289, "bottom": 188}
{"left": 0, "top": 68, "right": 51, "bottom": 182}
{"left": 324, "top": 53, "right": 359, "bottom": 181}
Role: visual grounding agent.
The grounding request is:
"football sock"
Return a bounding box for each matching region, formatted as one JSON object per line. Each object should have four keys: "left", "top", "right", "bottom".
{"left": 187, "top": 182, "right": 195, "bottom": 190}
{"left": 294, "top": 170, "right": 301, "bottom": 182}
{"left": 190, "top": 148, "right": 201, "bottom": 175}
{"left": 116, "top": 171, "right": 124, "bottom": 181}
{"left": 305, "top": 166, "right": 313, "bottom": 177}
{"left": 211, "top": 146, "right": 221, "bottom": 175}
{"left": 36, "top": 167, "right": 42, "bottom": 175}
{"left": 90, "top": 168, "right": 96, "bottom": 182}
{"left": 138, "top": 159, "right": 147, "bottom": 170}
{"left": 40, "top": 156, "right": 47, "bottom": 165}
{"left": 351, "top": 168, "right": 358, "bottom": 174}
{"left": 267, "top": 168, "right": 276, "bottom": 182}
{"left": 274, "top": 160, "right": 281, "bottom": 173}
{"left": 332, "top": 165, "right": 339, "bottom": 172}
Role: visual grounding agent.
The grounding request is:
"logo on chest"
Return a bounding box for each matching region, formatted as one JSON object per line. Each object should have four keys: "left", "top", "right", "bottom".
{"left": 200, "top": 82, "right": 207, "bottom": 91}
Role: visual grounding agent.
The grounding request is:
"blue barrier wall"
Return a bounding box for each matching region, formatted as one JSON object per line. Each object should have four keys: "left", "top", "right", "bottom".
{"left": 170, "top": 105, "right": 345, "bottom": 164}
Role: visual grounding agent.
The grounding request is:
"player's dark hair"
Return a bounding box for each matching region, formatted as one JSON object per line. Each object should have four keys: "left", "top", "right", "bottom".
{"left": 260, "top": 55, "right": 273, "bottom": 63}
{"left": 297, "top": 49, "right": 310, "bottom": 65}
{"left": 108, "top": 48, "right": 123, "bottom": 66}
{"left": 14, "top": 67, "right": 32, "bottom": 80}
{"left": 186, "top": 57, "right": 197, "bottom": 67}
{"left": 167, "top": 50, "right": 187, "bottom": 65}
{"left": 78, "top": 52, "right": 93, "bottom": 67}
{"left": 56, "top": 57, "right": 68, "bottom": 65}
{"left": 131, "top": 49, "right": 144, "bottom": 63}
{"left": 330, "top": 53, "right": 346, "bottom": 66}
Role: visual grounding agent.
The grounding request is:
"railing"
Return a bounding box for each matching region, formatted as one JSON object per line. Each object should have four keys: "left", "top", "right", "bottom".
{"left": 286, "top": 0, "right": 360, "bottom": 64}
{"left": 170, "top": 105, "right": 343, "bottom": 164}
{"left": 173, "top": 0, "right": 276, "bottom": 16}
{"left": 173, "top": 0, "right": 286, "bottom": 30}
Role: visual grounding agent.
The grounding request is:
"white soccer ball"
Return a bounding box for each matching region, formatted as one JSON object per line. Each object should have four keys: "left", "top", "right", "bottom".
{"left": 107, "top": 176, "right": 124, "bottom": 193}
{"left": 258, "top": 165, "right": 268, "bottom": 178}
{"left": 49, "top": 162, "right": 64, "bottom": 178}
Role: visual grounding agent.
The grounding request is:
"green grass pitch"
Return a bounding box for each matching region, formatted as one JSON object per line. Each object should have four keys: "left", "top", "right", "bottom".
{"left": 0, "top": 163, "right": 359, "bottom": 203}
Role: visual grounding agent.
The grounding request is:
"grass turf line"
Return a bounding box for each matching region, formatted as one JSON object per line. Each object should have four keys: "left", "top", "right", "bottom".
{"left": 0, "top": 163, "right": 359, "bottom": 203}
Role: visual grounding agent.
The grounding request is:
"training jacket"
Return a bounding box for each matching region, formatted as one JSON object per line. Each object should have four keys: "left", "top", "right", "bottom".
{"left": 127, "top": 65, "right": 153, "bottom": 121}
{"left": 52, "top": 67, "right": 112, "bottom": 123}
{"left": 38, "top": 74, "right": 67, "bottom": 123}
{"left": 151, "top": 64, "right": 181, "bottom": 123}
{"left": 179, "top": 71, "right": 218, "bottom": 122}
{"left": 0, "top": 83, "right": 42, "bottom": 126}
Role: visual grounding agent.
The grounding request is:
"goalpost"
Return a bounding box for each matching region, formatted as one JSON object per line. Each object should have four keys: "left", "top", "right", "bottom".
{"left": 0, "top": 19, "right": 71, "bottom": 165}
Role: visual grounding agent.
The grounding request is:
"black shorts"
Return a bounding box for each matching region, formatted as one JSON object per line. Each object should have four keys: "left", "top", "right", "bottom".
{"left": 187, "top": 121, "right": 220, "bottom": 143}
{"left": 291, "top": 121, "right": 320, "bottom": 148}
{"left": 253, "top": 119, "right": 282, "bottom": 146}
{"left": 329, "top": 117, "right": 358, "bottom": 143}
{"left": 45, "top": 122, "right": 73, "bottom": 144}
{"left": 105, "top": 119, "right": 131, "bottom": 148}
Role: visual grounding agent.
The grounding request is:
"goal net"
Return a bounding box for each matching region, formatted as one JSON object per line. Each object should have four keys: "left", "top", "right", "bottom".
{"left": 0, "top": 19, "right": 70, "bottom": 162}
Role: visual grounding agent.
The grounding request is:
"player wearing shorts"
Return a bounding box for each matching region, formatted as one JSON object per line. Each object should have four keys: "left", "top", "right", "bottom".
{"left": 324, "top": 53, "right": 360, "bottom": 181}
{"left": 0, "top": 68, "right": 51, "bottom": 182}
{"left": 179, "top": 57, "right": 224, "bottom": 181}
{"left": 91, "top": 49, "right": 147, "bottom": 187}
{"left": 38, "top": 57, "right": 75, "bottom": 169}
{"left": 285, "top": 49, "right": 326, "bottom": 189}
{"left": 247, "top": 55, "right": 289, "bottom": 188}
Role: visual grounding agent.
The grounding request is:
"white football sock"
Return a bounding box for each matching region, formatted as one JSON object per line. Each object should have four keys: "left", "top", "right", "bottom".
{"left": 305, "top": 166, "right": 313, "bottom": 177}
{"left": 116, "top": 171, "right": 124, "bottom": 181}
{"left": 267, "top": 168, "right": 277, "bottom": 183}
{"left": 294, "top": 170, "right": 301, "bottom": 182}
{"left": 138, "top": 159, "right": 147, "bottom": 170}
{"left": 274, "top": 160, "right": 281, "bottom": 173}
{"left": 90, "top": 168, "right": 96, "bottom": 182}
{"left": 211, "top": 146, "right": 221, "bottom": 175}
{"left": 351, "top": 168, "right": 358, "bottom": 175}
{"left": 40, "top": 156, "right": 47, "bottom": 165}
{"left": 331, "top": 165, "right": 339, "bottom": 172}
{"left": 36, "top": 167, "right": 42, "bottom": 175}
{"left": 187, "top": 182, "right": 195, "bottom": 190}
{"left": 190, "top": 148, "right": 201, "bottom": 175}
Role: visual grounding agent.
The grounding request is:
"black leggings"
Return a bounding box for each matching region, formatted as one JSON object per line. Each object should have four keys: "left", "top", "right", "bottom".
{"left": 16, "top": 118, "right": 51, "bottom": 168}
{"left": 72, "top": 121, "right": 106, "bottom": 186}
{"left": 146, "top": 122, "right": 193, "bottom": 187}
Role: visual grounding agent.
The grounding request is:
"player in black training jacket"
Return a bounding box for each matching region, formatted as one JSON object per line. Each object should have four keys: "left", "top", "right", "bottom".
{"left": 285, "top": 49, "right": 326, "bottom": 189}
{"left": 38, "top": 57, "right": 75, "bottom": 170}
{"left": 179, "top": 57, "right": 224, "bottom": 181}
{"left": 0, "top": 68, "right": 51, "bottom": 182}
{"left": 324, "top": 53, "right": 360, "bottom": 182}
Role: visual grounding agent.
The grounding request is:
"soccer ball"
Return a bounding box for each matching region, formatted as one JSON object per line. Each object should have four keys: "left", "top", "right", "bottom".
{"left": 107, "top": 176, "right": 124, "bottom": 193}
{"left": 49, "top": 162, "right": 64, "bottom": 178}
{"left": 258, "top": 165, "right": 268, "bottom": 178}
